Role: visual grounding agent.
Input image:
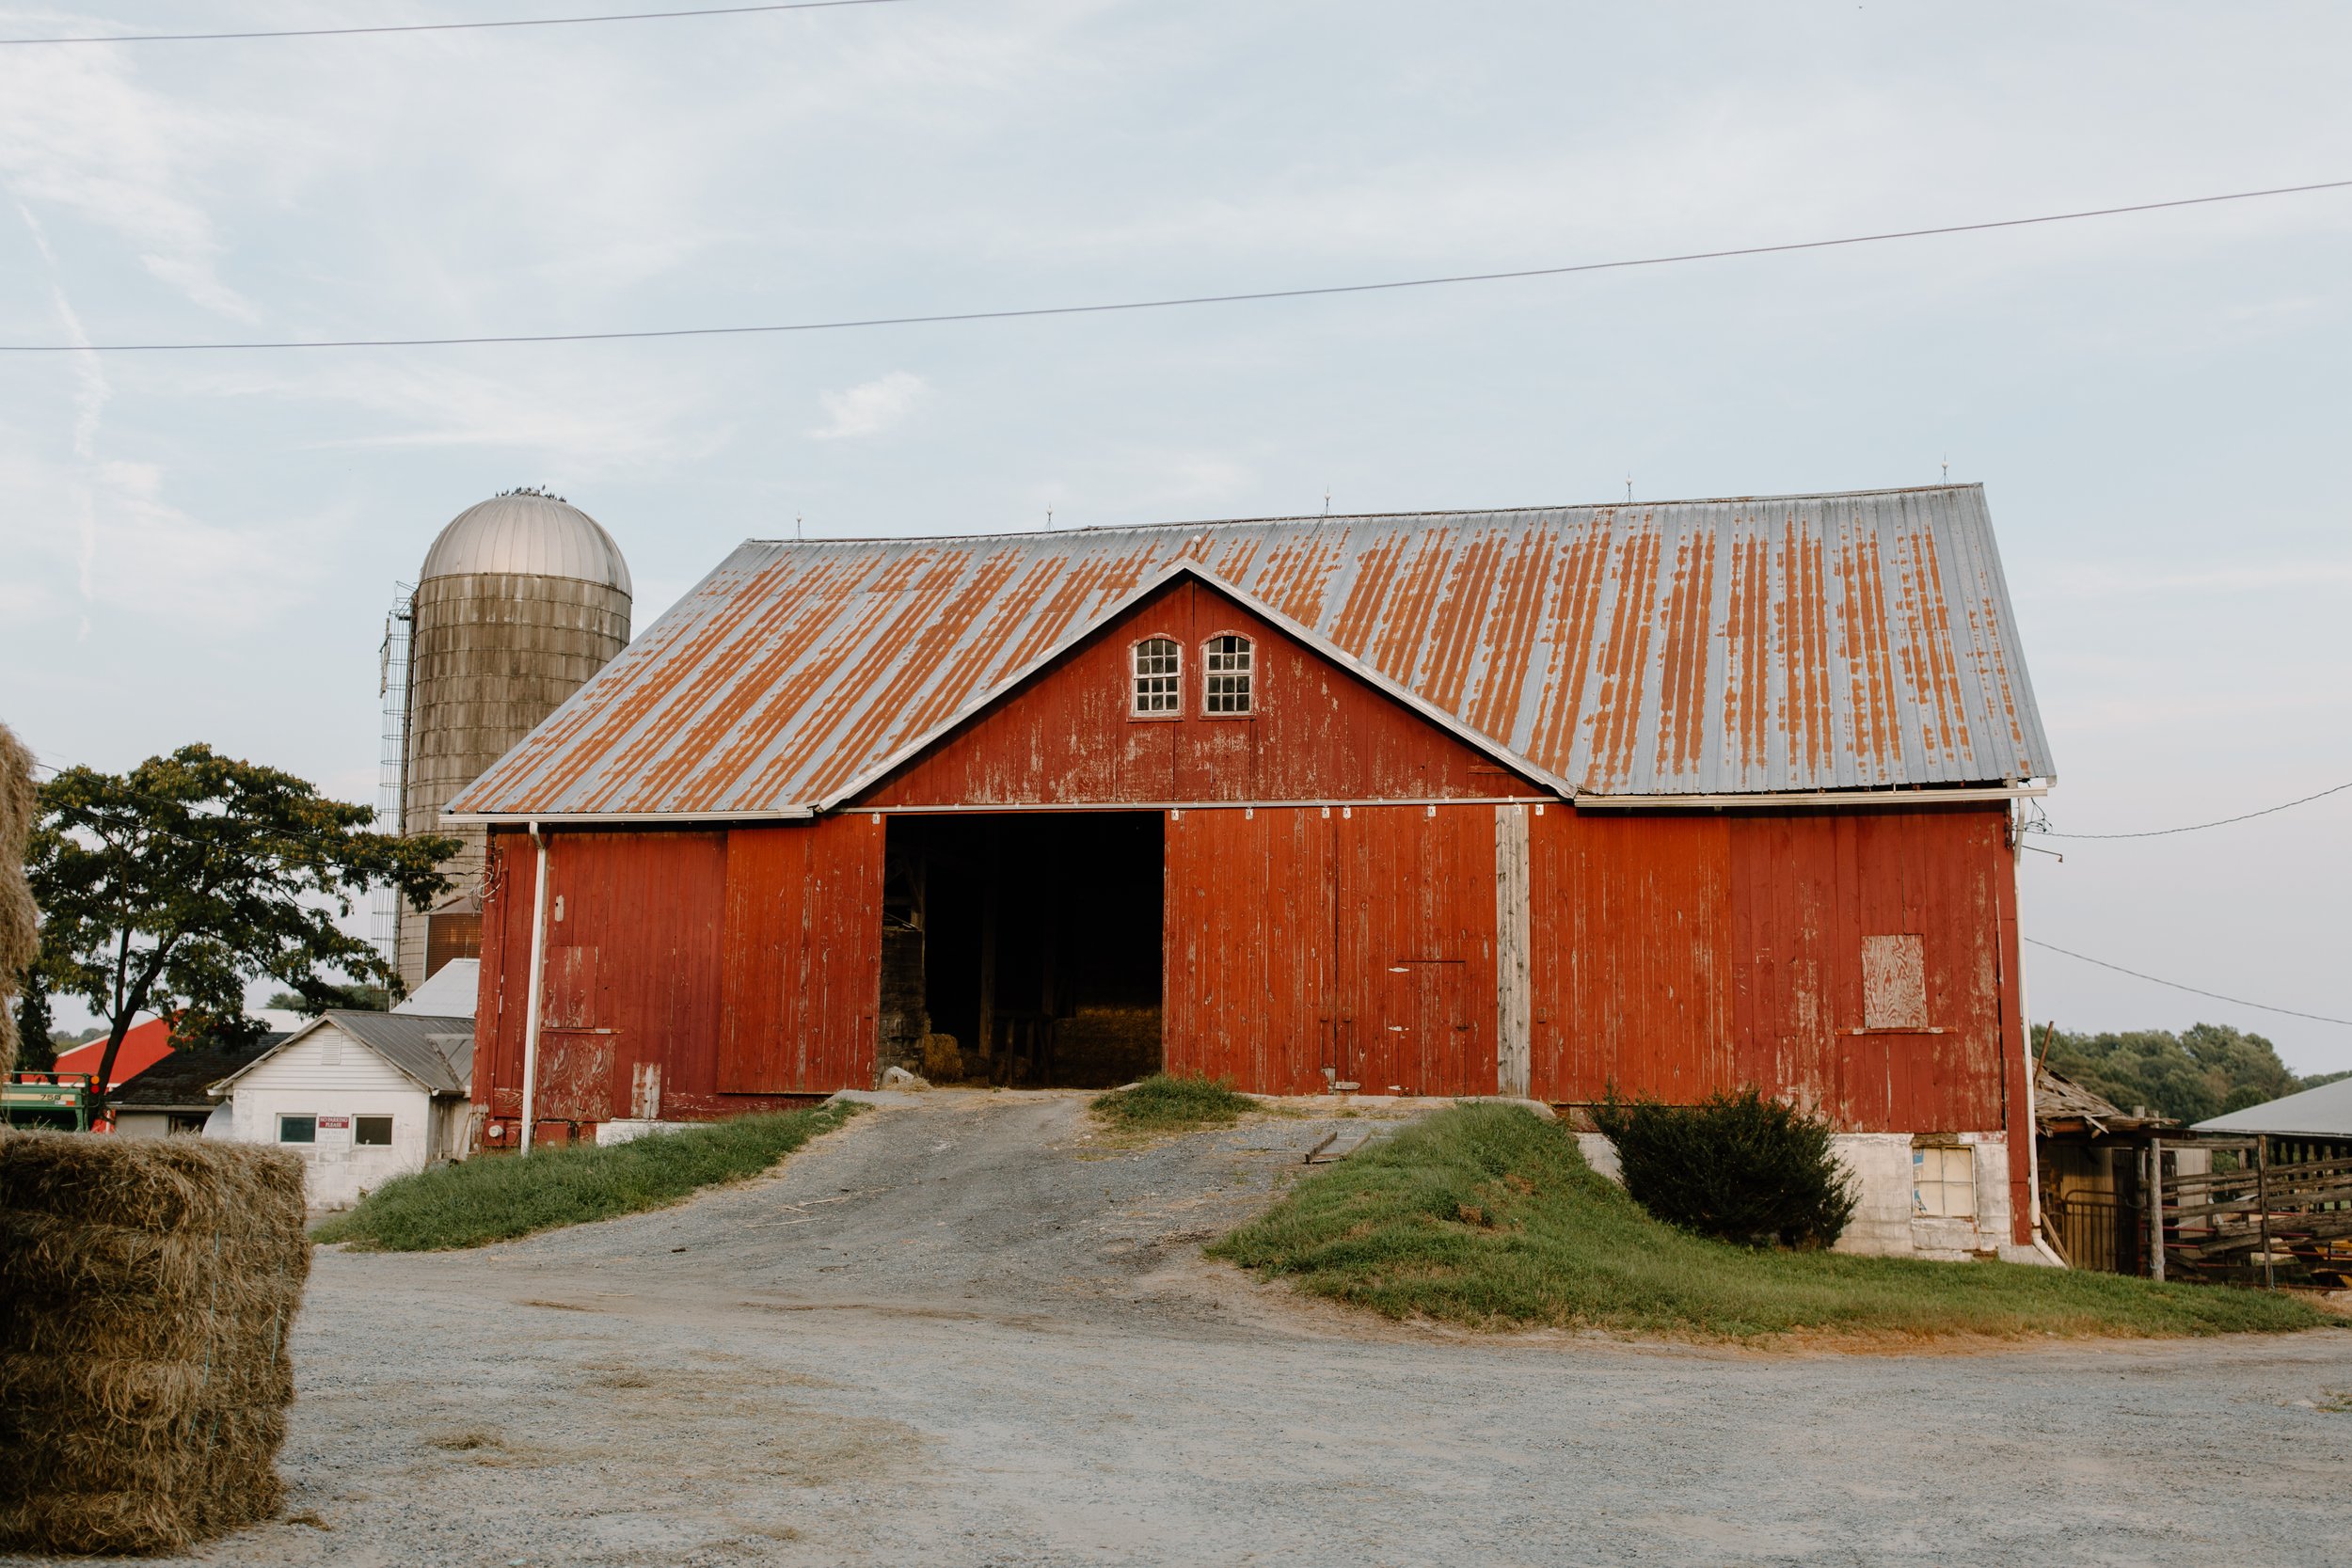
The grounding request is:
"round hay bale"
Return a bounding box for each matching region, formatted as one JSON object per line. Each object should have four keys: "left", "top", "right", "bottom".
{"left": 0, "top": 1133, "right": 310, "bottom": 1556}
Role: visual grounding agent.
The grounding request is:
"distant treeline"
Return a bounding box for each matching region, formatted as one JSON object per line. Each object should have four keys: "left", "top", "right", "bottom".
{"left": 2042, "top": 1022, "right": 2351, "bottom": 1126}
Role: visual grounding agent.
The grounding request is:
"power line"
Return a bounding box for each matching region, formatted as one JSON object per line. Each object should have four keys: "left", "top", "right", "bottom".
{"left": 2024, "top": 938, "right": 2352, "bottom": 1028}
{"left": 6, "top": 178, "right": 2346, "bottom": 355}
{"left": 0, "top": 0, "right": 908, "bottom": 46}
{"left": 2039, "top": 777, "right": 2352, "bottom": 839}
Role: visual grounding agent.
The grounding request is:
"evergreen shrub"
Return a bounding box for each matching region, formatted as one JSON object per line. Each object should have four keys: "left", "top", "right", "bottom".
{"left": 1593, "top": 1087, "right": 1857, "bottom": 1248}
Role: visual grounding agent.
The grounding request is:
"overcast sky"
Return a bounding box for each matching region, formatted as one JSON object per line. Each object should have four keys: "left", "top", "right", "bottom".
{"left": 2, "top": 1, "right": 2347, "bottom": 1069}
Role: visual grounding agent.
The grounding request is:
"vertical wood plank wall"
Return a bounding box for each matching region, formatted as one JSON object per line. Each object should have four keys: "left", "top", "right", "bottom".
{"left": 473, "top": 818, "right": 883, "bottom": 1126}
{"left": 476, "top": 799, "right": 2023, "bottom": 1239}
{"left": 720, "top": 815, "right": 885, "bottom": 1094}
{"left": 1529, "top": 804, "right": 2015, "bottom": 1143}
{"left": 1164, "top": 804, "right": 1501, "bottom": 1096}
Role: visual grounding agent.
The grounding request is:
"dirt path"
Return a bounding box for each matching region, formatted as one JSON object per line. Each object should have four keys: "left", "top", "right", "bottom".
{"left": 24, "top": 1091, "right": 2352, "bottom": 1567}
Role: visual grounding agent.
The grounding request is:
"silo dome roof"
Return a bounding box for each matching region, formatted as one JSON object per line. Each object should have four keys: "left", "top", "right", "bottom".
{"left": 420, "top": 491, "right": 632, "bottom": 594}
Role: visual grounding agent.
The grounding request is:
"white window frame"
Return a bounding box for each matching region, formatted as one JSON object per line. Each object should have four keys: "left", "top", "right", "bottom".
{"left": 1201, "top": 632, "right": 1255, "bottom": 717}
{"left": 278, "top": 1113, "right": 318, "bottom": 1145}
{"left": 1912, "top": 1145, "right": 1978, "bottom": 1219}
{"left": 353, "top": 1114, "right": 395, "bottom": 1148}
{"left": 1131, "top": 635, "right": 1183, "bottom": 718}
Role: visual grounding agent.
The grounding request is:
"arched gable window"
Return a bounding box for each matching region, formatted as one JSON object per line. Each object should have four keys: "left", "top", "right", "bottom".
{"left": 1133, "top": 636, "right": 1181, "bottom": 715}
{"left": 1203, "top": 634, "right": 1253, "bottom": 714}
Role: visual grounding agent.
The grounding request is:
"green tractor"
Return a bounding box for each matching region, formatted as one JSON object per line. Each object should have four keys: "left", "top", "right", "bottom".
{"left": 2, "top": 1071, "right": 99, "bottom": 1132}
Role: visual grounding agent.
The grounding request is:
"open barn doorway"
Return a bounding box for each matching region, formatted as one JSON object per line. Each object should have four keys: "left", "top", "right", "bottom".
{"left": 880, "top": 813, "right": 1164, "bottom": 1088}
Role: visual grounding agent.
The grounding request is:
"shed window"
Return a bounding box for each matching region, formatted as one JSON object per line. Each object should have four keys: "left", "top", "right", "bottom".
{"left": 1133, "top": 637, "right": 1181, "bottom": 715}
{"left": 1203, "top": 635, "right": 1253, "bottom": 714}
{"left": 1913, "top": 1146, "right": 1977, "bottom": 1219}
{"left": 278, "top": 1114, "right": 317, "bottom": 1145}
{"left": 354, "top": 1115, "right": 394, "bottom": 1148}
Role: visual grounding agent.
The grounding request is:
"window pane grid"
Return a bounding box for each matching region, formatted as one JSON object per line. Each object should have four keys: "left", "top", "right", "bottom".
{"left": 1912, "top": 1147, "right": 1977, "bottom": 1218}
{"left": 1134, "top": 638, "right": 1181, "bottom": 714}
{"left": 1204, "top": 635, "right": 1252, "bottom": 714}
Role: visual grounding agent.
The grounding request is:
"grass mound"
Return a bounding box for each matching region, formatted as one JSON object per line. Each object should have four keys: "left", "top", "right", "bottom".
{"left": 313, "top": 1102, "right": 859, "bottom": 1251}
{"left": 1209, "top": 1102, "right": 2330, "bottom": 1340}
{"left": 1091, "top": 1072, "right": 1257, "bottom": 1132}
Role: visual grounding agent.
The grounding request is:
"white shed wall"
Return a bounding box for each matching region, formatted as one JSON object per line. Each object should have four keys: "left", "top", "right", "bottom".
{"left": 218, "top": 1022, "right": 446, "bottom": 1210}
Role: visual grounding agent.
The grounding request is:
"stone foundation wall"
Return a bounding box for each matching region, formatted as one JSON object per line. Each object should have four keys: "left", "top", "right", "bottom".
{"left": 1575, "top": 1128, "right": 2045, "bottom": 1263}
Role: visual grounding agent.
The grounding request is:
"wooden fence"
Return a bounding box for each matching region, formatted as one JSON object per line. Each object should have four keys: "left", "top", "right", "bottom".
{"left": 2149, "top": 1136, "right": 2352, "bottom": 1288}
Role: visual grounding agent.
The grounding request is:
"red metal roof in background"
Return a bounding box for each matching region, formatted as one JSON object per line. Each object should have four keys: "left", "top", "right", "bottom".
{"left": 449, "top": 483, "right": 2052, "bottom": 817}
{"left": 52, "top": 1019, "right": 176, "bottom": 1088}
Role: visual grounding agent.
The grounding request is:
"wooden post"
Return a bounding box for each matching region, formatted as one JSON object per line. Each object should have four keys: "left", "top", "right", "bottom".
{"left": 2148, "top": 1136, "right": 2165, "bottom": 1281}
{"left": 1493, "top": 804, "right": 1532, "bottom": 1099}
{"left": 2256, "top": 1136, "right": 2275, "bottom": 1291}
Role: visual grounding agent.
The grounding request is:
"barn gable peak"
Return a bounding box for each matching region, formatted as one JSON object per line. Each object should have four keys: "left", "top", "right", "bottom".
{"left": 849, "top": 567, "right": 1560, "bottom": 811}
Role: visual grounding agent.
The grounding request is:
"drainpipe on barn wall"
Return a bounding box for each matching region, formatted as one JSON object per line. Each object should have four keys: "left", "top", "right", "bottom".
{"left": 2011, "top": 800, "right": 2066, "bottom": 1267}
{"left": 519, "top": 820, "right": 552, "bottom": 1155}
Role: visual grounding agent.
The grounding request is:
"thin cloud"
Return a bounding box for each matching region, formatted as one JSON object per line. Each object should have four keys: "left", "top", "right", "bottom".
{"left": 0, "top": 47, "right": 257, "bottom": 320}
{"left": 807, "top": 372, "right": 930, "bottom": 441}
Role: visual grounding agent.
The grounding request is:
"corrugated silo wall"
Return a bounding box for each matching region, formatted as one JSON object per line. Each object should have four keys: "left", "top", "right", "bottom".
{"left": 399, "top": 571, "right": 628, "bottom": 991}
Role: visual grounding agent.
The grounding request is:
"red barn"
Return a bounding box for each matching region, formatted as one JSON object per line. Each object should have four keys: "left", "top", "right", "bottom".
{"left": 449, "top": 483, "right": 2055, "bottom": 1259}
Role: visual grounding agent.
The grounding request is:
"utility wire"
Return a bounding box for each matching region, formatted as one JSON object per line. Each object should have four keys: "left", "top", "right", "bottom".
{"left": 7, "top": 178, "right": 2347, "bottom": 354}
{"left": 2039, "top": 777, "right": 2352, "bottom": 839}
{"left": 2024, "top": 938, "right": 2352, "bottom": 1028}
{"left": 0, "top": 0, "right": 907, "bottom": 46}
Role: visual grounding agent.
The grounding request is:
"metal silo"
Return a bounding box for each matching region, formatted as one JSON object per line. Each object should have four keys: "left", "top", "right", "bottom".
{"left": 394, "top": 489, "right": 631, "bottom": 991}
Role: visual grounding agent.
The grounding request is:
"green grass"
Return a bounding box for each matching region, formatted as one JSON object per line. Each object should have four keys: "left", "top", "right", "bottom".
{"left": 1208, "top": 1102, "right": 2333, "bottom": 1341}
{"left": 311, "top": 1102, "right": 860, "bottom": 1251}
{"left": 1091, "top": 1072, "right": 1258, "bottom": 1132}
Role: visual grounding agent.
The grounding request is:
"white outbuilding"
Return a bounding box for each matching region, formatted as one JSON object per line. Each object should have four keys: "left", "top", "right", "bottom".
{"left": 208, "top": 1010, "right": 475, "bottom": 1210}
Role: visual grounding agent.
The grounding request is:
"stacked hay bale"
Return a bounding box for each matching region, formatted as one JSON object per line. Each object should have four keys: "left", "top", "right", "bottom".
{"left": 0, "top": 720, "right": 36, "bottom": 1076}
{"left": 0, "top": 1135, "right": 310, "bottom": 1554}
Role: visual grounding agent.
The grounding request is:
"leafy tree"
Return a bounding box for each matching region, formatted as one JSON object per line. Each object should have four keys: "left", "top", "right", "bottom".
{"left": 21, "top": 745, "right": 458, "bottom": 1108}
{"left": 12, "top": 981, "right": 56, "bottom": 1071}
{"left": 2040, "top": 1022, "right": 2310, "bottom": 1125}
{"left": 264, "top": 982, "right": 391, "bottom": 1014}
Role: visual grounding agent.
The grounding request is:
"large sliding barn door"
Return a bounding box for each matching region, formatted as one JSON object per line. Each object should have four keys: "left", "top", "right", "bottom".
{"left": 1164, "top": 805, "right": 1498, "bottom": 1097}
{"left": 719, "top": 815, "right": 885, "bottom": 1093}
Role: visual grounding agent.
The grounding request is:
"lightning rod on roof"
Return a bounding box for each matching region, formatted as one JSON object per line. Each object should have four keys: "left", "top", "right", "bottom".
{"left": 1626, "top": 476, "right": 1632, "bottom": 503}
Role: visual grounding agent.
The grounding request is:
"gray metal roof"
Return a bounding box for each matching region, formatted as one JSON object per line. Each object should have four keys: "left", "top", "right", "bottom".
{"left": 393, "top": 958, "right": 479, "bottom": 1019}
{"left": 451, "top": 483, "right": 2052, "bottom": 815}
{"left": 213, "top": 1011, "right": 474, "bottom": 1096}
{"left": 2195, "top": 1077, "right": 2352, "bottom": 1140}
{"left": 420, "top": 492, "right": 632, "bottom": 594}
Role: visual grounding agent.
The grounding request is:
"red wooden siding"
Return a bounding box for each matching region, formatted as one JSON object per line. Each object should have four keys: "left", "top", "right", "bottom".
{"left": 472, "top": 832, "right": 523, "bottom": 1112}
{"left": 1166, "top": 804, "right": 1499, "bottom": 1096}
{"left": 473, "top": 820, "right": 880, "bottom": 1128}
{"left": 861, "top": 578, "right": 1543, "bottom": 809}
{"left": 720, "top": 815, "right": 886, "bottom": 1093}
{"left": 1530, "top": 805, "right": 2013, "bottom": 1138}
{"left": 1531, "top": 812, "right": 1734, "bottom": 1107}
{"left": 474, "top": 828, "right": 727, "bottom": 1125}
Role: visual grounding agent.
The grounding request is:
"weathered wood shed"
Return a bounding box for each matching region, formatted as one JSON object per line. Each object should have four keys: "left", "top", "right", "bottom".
{"left": 449, "top": 483, "right": 2056, "bottom": 1258}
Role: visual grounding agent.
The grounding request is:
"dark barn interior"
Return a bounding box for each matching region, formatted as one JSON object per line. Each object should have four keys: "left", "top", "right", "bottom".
{"left": 881, "top": 813, "right": 1164, "bottom": 1088}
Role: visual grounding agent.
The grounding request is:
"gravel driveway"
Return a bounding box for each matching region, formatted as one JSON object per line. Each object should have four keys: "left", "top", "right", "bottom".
{"left": 21, "top": 1090, "right": 2350, "bottom": 1567}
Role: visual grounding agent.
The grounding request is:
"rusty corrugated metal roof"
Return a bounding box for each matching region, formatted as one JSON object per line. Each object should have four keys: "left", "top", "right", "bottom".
{"left": 448, "top": 483, "right": 2052, "bottom": 816}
